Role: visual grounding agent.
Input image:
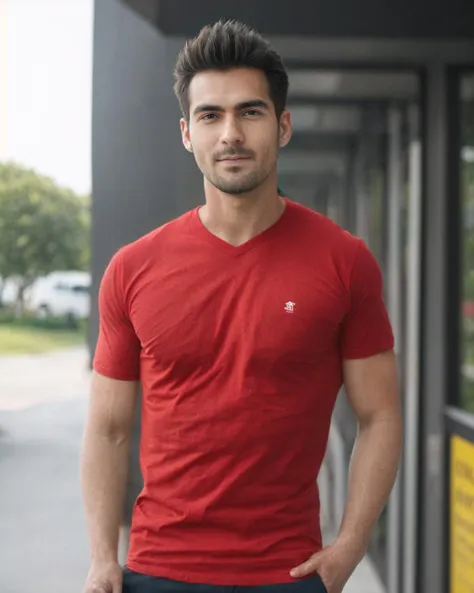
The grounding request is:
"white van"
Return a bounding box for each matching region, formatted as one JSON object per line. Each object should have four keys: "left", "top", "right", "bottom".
{"left": 27, "top": 271, "right": 91, "bottom": 321}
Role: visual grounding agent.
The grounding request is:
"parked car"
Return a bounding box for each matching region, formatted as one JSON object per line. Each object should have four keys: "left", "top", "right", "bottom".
{"left": 26, "top": 271, "right": 91, "bottom": 323}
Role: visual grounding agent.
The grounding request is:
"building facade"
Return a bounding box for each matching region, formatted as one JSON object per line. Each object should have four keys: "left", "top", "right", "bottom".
{"left": 90, "top": 3, "right": 474, "bottom": 592}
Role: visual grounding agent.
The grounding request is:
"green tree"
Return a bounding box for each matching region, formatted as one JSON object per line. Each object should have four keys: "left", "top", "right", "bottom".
{"left": 0, "top": 161, "right": 90, "bottom": 311}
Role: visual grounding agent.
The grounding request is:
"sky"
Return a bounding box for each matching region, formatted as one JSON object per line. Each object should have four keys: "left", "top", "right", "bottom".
{"left": 0, "top": 0, "right": 93, "bottom": 195}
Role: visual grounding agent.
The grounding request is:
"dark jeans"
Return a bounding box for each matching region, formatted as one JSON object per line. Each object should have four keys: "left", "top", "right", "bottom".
{"left": 122, "top": 569, "right": 327, "bottom": 593}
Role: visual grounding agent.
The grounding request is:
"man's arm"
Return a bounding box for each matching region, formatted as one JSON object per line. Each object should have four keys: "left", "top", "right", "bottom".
{"left": 81, "top": 371, "right": 139, "bottom": 565}
{"left": 290, "top": 350, "right": 401, "bottom": 591}
{"left": 337, "top": 349, "right": 402, "bottom": 553}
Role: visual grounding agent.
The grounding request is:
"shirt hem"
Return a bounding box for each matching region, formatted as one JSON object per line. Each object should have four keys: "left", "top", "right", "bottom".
{"left": 342, "top": 339, "right": 394, "bottom": 360}
{"left": 92, "top": 362, "right": 140, "bottom": 382}
{"left": 125, "top": 560, "right": 307, "bottom": 586}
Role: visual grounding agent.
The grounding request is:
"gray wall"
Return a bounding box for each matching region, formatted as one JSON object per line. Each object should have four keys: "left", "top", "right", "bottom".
{"left": 89, "top": 0, "right": 201, "bottom": 355}
{"left": 90, "top": 0, "right": 203, "bottom": 524}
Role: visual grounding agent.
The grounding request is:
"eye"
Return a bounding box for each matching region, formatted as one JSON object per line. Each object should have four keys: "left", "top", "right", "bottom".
{"left": 200, "top": 113, "right": 218, "bottom": 121}
{"left": 243, "top": 109, "right": 261, "bottom": 117}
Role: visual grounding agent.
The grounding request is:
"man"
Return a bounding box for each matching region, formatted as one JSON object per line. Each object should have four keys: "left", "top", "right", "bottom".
{"left": 81, "top": 19, "right": 402, "bottom": 593}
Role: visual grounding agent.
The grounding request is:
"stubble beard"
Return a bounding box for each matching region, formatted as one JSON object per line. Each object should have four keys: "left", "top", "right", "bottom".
{"left": 208, "top": 166, "right": 273, "bottom": 196}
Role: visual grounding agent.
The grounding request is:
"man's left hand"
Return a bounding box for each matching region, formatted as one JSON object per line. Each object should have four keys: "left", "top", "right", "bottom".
{"left": 289, "top": 539, "right": 364, "bottom": 593}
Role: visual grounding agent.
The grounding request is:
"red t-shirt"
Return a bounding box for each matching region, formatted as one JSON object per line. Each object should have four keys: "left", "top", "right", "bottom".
{"left": 93, "top": 198, "right": 394, "bottom": 586}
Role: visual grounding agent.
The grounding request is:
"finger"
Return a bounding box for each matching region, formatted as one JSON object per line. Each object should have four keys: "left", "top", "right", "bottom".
{"left": 290, "top": 555, "right": 320, "bottom": 578}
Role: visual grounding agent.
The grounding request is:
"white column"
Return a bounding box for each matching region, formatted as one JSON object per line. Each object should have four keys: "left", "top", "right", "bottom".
{"left": 402, "top": 103, "right": 422, "bottom": 593}
{"left": 386, "top": 104, "right": 403, "bottom": 593}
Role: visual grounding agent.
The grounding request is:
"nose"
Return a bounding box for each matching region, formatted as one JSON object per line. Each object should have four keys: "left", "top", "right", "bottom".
{"left": 220, "top": 116, "right": 244, "bottom": 145}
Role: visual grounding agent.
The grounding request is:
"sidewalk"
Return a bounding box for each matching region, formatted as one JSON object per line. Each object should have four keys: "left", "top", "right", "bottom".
{"left": 0, "top": 346, "right": 384, "bottom": 593}
{"left": 0, "top": 345, "right": 91, "bottom": 411}
{"left": 345, "top": 557, "right": 384, "bottom": 593}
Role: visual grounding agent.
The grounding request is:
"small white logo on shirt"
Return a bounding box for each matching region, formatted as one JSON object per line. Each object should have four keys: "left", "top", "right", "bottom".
{"left": 284, "top": 301, "right": 295, "bottom": 313}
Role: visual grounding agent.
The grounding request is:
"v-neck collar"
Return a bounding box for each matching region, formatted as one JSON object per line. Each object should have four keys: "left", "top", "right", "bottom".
{"left": 190, "top": 198, "right": 292, "bottom": 257}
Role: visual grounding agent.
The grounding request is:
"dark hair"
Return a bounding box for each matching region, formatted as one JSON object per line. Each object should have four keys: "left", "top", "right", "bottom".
{"left": 173, "top": 19, "right": 289, "bottom": 120}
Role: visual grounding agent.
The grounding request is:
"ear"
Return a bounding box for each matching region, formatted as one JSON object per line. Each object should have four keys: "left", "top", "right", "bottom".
{"left": 180, "top": 118, "right": 193, "bottom": 152}
{"left": 278, "top": 110, "right": 292, "bottom": 148}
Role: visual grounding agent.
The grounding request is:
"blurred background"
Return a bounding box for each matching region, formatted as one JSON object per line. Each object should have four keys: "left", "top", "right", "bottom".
{"left": 0, "top": 1, "right": 473, "bottom": 593}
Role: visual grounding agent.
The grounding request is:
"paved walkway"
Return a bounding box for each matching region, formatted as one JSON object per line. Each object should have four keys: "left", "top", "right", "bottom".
{"left": 0, "top": 346, "right": 383, "bottom": 593}
{"left": 0, "top": 346, "right": 91, "bottom": 411}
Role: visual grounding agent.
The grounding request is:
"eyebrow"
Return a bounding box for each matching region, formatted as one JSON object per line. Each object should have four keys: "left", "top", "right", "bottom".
{"left": 193, "top": 99, "right": 269, "bottom": 116}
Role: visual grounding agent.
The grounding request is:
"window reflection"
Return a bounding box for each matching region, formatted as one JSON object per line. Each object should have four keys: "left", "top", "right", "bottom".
{"left": 460, "top": 74, "right": 474, "bottom": 414}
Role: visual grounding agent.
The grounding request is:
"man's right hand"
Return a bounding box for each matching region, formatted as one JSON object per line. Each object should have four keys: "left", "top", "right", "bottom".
{"left": 82, "top": 561, "right": 123, "bottom": 593}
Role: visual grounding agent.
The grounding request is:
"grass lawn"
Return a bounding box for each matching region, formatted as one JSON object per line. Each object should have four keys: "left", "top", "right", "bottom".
{"left": 0, "top": 315, "right": 87, "bottom": 355}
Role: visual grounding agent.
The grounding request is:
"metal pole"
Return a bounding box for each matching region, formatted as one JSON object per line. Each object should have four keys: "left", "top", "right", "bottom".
{"left": 328, "top": 421, "right": 347, "bottom": 529}
{"left": 402, "top": 104, "right": 422, "bottom": 593}
{"left": 355, "top": 142, "right": 369, "bottom": 243}
{"left": 386, "top": 105, "right": 403, "bottom": 593}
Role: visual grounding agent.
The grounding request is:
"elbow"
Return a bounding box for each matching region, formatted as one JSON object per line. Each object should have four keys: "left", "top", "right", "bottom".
{"left": 84, "top": 416, "right": 132, "bottom": 448}
{"left": 359, "top": 404, "right": 403, "bottom": 440}
{"left": 104, "top": 427, "right": 131, "bottom": 447}
{"left": 101, "top": 422, "right": 132, "bottom": 447}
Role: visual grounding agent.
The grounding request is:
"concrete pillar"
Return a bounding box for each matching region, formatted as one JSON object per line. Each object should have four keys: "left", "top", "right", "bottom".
{"left": 419, "top": 61, "right": 449, "bottom": 593}
{"left": 89, "top": 0, "right": 202, "bottom": 552}
{"left": 90, "top": 0, "right": 202, "bottom": 357}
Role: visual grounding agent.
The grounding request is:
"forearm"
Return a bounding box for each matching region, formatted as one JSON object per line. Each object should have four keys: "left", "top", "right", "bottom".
{"left": 81, "top": 428, "right": 130, "bottom": 564}
{"left": 337, "top": 413, "right": 402, "bottom": 555}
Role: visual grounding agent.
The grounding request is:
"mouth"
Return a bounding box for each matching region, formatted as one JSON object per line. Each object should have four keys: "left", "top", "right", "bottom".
{"left": 217, "top": 156, "right": 250, "bottom": 162}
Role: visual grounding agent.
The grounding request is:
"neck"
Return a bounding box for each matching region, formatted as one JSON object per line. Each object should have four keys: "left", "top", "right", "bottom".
{"left": 199, "top": 175, "right": 285, "bottom": 246}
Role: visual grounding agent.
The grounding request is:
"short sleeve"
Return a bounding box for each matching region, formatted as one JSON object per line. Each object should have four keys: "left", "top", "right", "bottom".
{"left": 92, "top": 249, "right": 141, "bottom": 380}
{"left": 340, "top": 239, "right": 395, "bottom": 359}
